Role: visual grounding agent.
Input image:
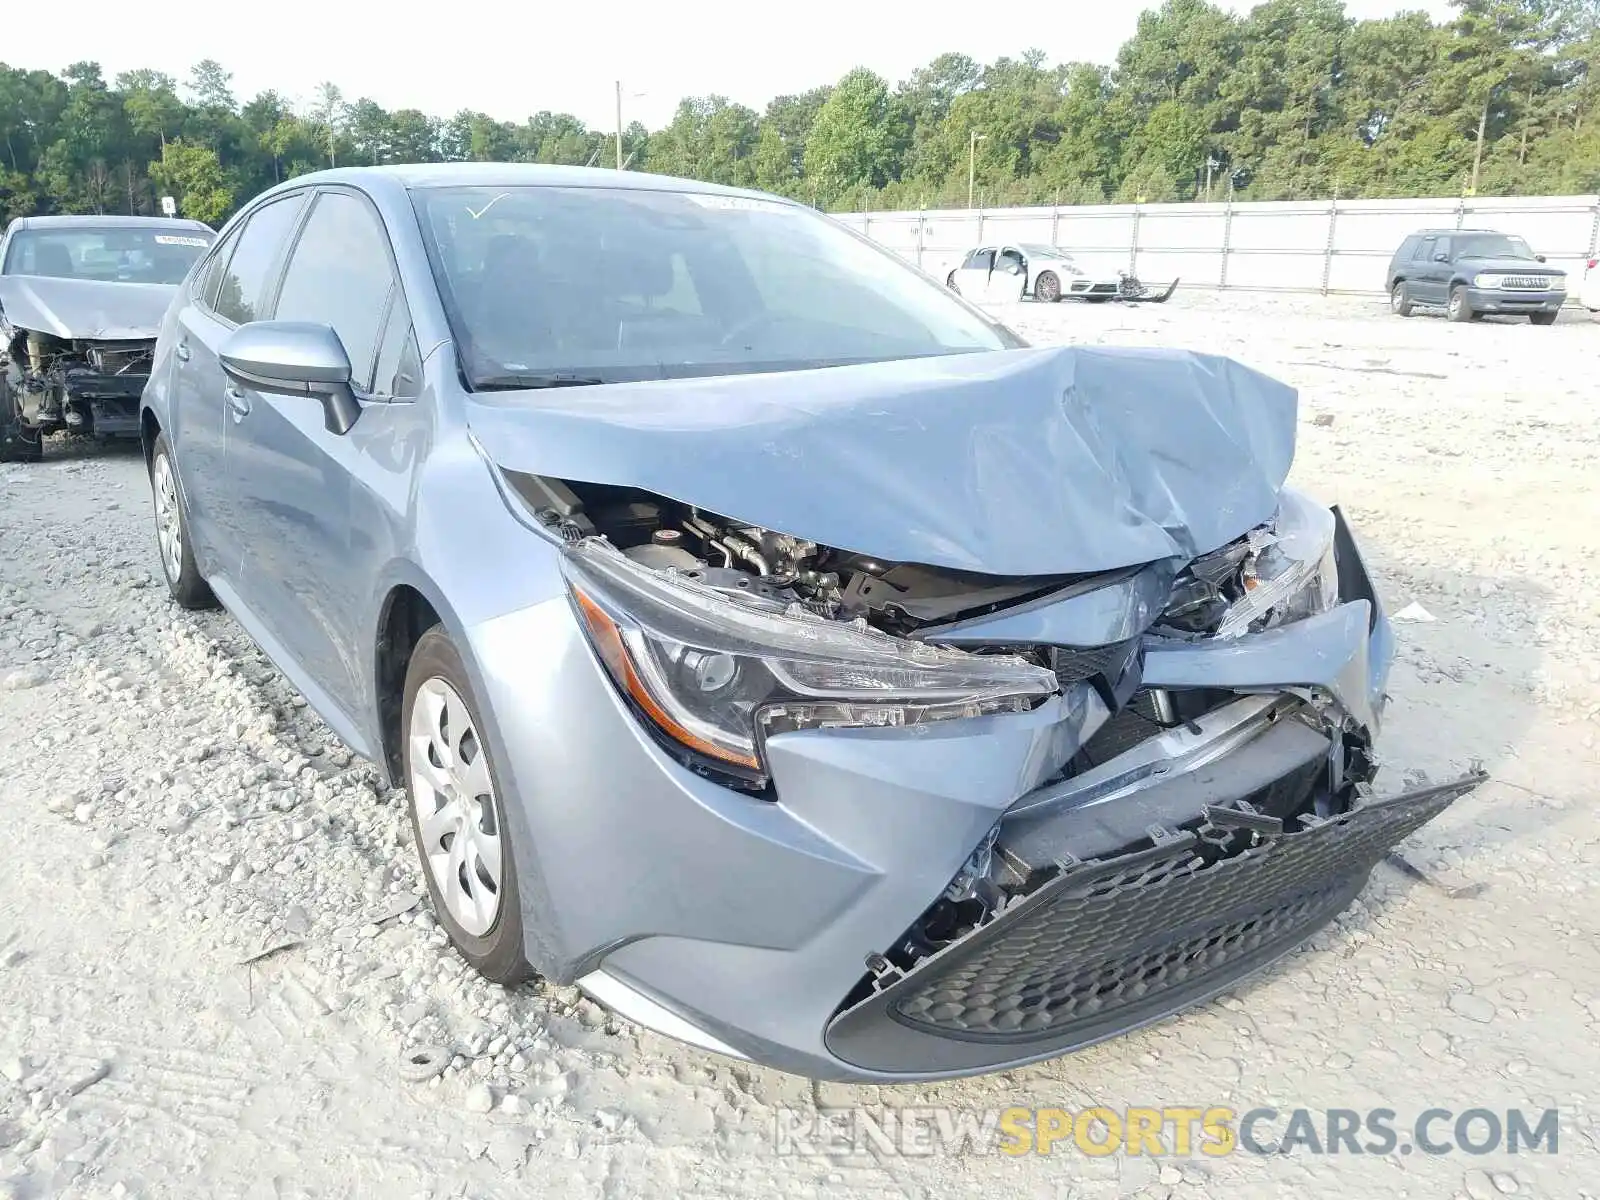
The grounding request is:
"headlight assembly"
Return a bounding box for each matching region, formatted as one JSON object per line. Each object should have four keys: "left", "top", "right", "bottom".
{"left": 1213, "top": 488, "right": 1339, "bottom": 638}
{"left": 562, "top": 540, "right": 1059, "bottom": 789}
{"left": 1473, "top": 273, "right": 1502, "bottom": 289}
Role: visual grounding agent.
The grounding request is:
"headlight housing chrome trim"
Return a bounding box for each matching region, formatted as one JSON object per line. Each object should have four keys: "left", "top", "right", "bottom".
{"left": 1213, "top": 489, "right": 1339, "bottom": 639}
{"left": 561, "top": 539, "right": 1059, "bottom": 789}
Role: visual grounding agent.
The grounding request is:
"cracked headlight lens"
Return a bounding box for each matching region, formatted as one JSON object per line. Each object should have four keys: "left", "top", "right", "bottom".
{"left": 1213, "top": 488, "right": 1340, "bottom": 639}
{"left": 562, "top": 540, "right": 1058, "bottom": 789}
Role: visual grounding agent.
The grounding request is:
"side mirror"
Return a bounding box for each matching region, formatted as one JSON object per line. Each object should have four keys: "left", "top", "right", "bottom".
{"left": 219, "top": 321, "right": 362, "bottom": 436}
{"left": 1434, "top": 252, "right": 1450, "bottom": 262}
{"left": 1536, "top": 254, "right": 1547, "bottom": 263}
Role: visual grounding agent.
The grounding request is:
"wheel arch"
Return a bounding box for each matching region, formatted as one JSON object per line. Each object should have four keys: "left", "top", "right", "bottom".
{"left": 369, "top": 563, "right": 569, "bottom": 977}
{"left": 373, "top": 575, "right": 451, "bottom": 786}
{"left": 139, "top": 406, "right": 161, "bottom": 467}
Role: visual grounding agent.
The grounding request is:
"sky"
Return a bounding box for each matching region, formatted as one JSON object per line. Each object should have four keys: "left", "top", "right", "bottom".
{"left": 24, "top": 0, "right": 1456, "bottom": 130}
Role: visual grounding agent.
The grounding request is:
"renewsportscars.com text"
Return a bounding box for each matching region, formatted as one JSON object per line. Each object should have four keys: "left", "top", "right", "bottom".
{"left": 773, "top": 1105, "right": 1561, "bottom": 1158}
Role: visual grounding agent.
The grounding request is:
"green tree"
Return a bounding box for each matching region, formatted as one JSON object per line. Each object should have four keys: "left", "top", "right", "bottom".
{"left": 802, "top": 69, "right": 908, "bottom": 205}
{"left": 646, "top": 96, "right": 759, "bottom": 185}
{"left": 310, "top": 82, "right": 346, "bottom": 166}
{"left": 148, "top": 139, "right": 233, "bottom": 225}
{"left": 389, "top": 109, "right": 440, "bottom": 162}
{"left": 122, "top": 72, "right": 184, "bottom": 161}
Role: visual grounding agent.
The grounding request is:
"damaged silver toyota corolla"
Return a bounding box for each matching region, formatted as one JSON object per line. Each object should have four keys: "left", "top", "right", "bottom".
{"left": 141, "top": 165, "right": 1483, "bottom": 1081}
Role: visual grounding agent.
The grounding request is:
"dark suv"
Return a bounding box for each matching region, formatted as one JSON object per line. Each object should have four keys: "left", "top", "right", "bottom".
{"left": 1387, "top": 229, "right": 1567, "bottom": 324}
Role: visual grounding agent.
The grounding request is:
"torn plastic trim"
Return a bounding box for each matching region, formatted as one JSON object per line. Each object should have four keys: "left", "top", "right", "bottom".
{"left": 1143, "top": 601, "right": 1380, "bottom": 734}
{"left": 915, "top": 559, "right": 1180, "bottom": 649}
{"left": 1006, "top": 694, "right": 1294, "bottom": 818}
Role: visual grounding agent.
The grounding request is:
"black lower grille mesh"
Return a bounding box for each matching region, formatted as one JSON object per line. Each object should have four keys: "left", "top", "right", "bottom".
{"left": 896, "top": 880, "right": 1343, "bottom": 1035}
{"left": 825, "top": 775, "right": 1482, "bottom": 1072}
{"left": 892, "top": 782, "right": 1466, "bottom": 1040}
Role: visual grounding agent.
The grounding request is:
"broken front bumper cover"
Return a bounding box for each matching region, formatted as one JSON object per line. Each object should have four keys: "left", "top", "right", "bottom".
{"left": 825, "top": 773, "right": 1483, "bottom": 1075}
{"left": 1118, "top": 277, "right": 1180, "bottom": 303}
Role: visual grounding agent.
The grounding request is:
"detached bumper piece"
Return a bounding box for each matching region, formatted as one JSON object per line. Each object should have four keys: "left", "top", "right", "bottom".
{"left": 826, "top": 773, "right": 1482, "bottom": 1075}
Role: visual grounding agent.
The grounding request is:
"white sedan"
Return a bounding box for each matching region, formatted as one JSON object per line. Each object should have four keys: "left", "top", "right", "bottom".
{"left": 943, "top": 243, "right": 1179, "bottom": 304}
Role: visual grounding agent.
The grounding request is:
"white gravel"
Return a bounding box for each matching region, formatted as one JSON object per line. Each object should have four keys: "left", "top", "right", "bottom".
{"left": 1, "top": 292, "right": 1597, "bottom": 1197}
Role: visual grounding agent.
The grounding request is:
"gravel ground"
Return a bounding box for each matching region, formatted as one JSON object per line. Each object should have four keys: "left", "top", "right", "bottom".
{"left": 0, "top": 291, "right": 1597, "bottom": 1199}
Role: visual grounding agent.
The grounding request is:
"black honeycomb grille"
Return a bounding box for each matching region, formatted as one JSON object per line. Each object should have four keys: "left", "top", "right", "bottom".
{"left": 895, "top": 880, "right": 1342, "bottom": 1036}
{"left": 1050, "top": 640, "right": 1140, "bottom": 685}
{"left": 890, "top": 781, "right": 1469, "bottom": 1040}
{"left": 825, "top": 774, "right": 1483, "bottom": 1072}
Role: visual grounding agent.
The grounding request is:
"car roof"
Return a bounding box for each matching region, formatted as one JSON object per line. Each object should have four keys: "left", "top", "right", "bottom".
{"left": 276, "top": 162, "right": 801, "bottom": 204}
{"left": 6, "top": 214, "right": 215, "bottom": 233}
{"left": 1404, "top": 228, "right": 1513, "bottom": 237}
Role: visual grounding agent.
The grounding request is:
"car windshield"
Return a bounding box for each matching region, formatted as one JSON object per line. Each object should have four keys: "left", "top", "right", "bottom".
{"left": 1455, "top": 233, "right": 1536, "bottom": 261}
{"left": 2, "top": 227, "right": 213, "bottom": 284}
{"left": 1018, "top": 244, "right": 1071, "bottom": 261}
{"left": 413, "top": 185, "right": 1017, "bottom": 388}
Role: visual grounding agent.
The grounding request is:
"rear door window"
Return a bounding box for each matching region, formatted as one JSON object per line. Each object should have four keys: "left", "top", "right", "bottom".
{"left": 194, "top": 224, "right": 242, "bottom": 309}
{"left": 1417, "top": 236, "right": 1437, "bottom": 262}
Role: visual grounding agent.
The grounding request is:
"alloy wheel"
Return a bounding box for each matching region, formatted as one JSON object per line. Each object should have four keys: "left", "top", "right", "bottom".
{"left": 409, "top": 677, "right": 503, "bottom": 936}
{"left": 152, "top": 452, "right": 183, "bottom": 584}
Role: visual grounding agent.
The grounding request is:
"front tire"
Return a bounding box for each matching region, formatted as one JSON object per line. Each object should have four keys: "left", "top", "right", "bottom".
{"left": 1035, "top": 271, "right": 1062, "bottom": 303}
{"left": 1390, "top": 281, "right": 1413, "bottom": 317}
{"left": 0, "top": 375, "right": 42, "bottom": 463}
{"left": 403, "top": 627, "right": 531, "bottom": 986}
{"left": 1447, "top": 285, "right": 1474, "bottom": 323}
{"left": 149, "top": 433, "right": 217, "bottom": 609}
{"left": 946, "top": 271, "right": 959, "bottom": 292}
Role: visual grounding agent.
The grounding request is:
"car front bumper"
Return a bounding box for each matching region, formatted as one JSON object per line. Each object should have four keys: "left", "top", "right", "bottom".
{"left": 1465, "top": 286, "right": 1565, "bottom": 314}
{"left": 465, "top": 510, "right": 1480, "bottom": 1081}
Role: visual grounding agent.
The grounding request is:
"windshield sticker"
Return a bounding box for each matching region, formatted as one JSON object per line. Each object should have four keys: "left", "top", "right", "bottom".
{"left": 154, "top": 235, "right": 209, "bottom": 247}
{"left": 683, "top": 194, "right": 796, "bottom": 215}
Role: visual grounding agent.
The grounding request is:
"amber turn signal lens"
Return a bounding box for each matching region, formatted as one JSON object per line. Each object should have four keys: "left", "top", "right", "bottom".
{"left": 572, "top": 587, "right": 762, "bottom": 771}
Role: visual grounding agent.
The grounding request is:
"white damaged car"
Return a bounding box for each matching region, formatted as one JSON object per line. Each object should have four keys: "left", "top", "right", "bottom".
{"left": 945, "top": 243, "right": 1179, "bottom": 305}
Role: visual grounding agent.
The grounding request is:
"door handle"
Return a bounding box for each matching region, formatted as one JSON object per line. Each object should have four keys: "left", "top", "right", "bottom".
{"left": 174, "top": 341, "right": 191, "bottom": 363}
{"left": 225, "top": 386, "right": 251, "bottom": 419}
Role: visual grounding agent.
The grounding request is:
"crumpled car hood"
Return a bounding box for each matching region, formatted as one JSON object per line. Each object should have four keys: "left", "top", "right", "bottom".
{"left": 467, "top": 345, "right": 1298, "bottom": 576}
{"left": 0, "top": 274, "right": 175, "bottom": 339}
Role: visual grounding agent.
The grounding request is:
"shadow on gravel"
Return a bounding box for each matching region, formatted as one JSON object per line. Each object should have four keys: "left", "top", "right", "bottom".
{"left": 35, "top": 432, "right": 146, "bottom": 465}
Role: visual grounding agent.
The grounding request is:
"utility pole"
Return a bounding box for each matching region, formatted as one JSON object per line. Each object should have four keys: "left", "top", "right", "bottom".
{"left": 616, "top": 80, "right": 624, "bottom": 170}
{"left": 968, "top": 130, "right": 987, "bottom": 210}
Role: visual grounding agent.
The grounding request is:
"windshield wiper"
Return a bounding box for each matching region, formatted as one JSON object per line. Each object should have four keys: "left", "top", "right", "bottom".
{"left": 473, "top": 373, "right": 612, "bottom": 391}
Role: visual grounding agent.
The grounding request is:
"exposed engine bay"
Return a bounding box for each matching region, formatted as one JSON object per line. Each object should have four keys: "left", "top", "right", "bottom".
{"left": 2, "top": 323, "right": 151, "bottom": 440}
{"left": 515, "top": 474, "right": 1085, "bottom": 635}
